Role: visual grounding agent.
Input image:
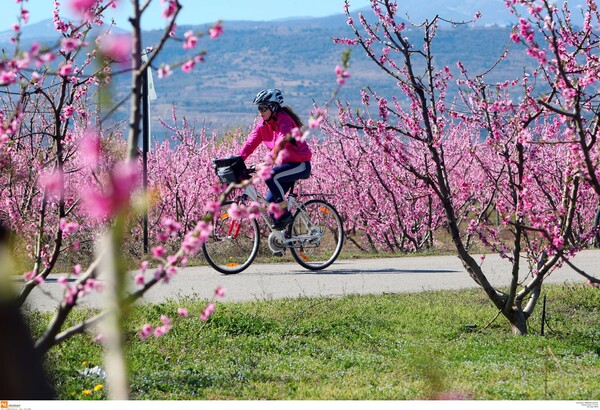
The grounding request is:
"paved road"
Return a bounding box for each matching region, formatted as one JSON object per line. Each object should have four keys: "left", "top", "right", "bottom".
{"left": 23, "top": 250, "right": 597, "bottom": 312}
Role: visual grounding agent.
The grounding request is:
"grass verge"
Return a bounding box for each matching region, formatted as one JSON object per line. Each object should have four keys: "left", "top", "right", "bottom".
{"left": 27, "top": 283, "right": 600, "bottom": 400}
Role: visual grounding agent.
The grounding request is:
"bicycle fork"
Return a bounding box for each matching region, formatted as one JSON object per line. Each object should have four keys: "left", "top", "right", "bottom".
{"left": 227, "top": 217, "right": 242, "bottom": 239}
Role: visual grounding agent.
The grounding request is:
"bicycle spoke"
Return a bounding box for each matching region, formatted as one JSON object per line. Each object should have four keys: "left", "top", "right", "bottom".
{"left": 289, "top": 199, "right": 344, "bottom": 270}
{"left": 202, "top": 201, "right": 260, "bottom": 274}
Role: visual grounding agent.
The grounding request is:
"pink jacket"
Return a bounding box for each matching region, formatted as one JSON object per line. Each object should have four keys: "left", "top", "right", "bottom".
{"left": 238, "top": 111, "right": 312, "bottom": 163}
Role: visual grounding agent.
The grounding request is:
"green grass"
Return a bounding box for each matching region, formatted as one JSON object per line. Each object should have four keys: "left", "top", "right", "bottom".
{"left": 28, "top": 284, "right": 600, "bottom": 400}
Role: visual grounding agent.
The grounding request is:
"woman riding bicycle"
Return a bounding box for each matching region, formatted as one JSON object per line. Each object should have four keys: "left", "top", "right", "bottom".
{"left": 238, "top": 89, "right": 312, "bottom": 230}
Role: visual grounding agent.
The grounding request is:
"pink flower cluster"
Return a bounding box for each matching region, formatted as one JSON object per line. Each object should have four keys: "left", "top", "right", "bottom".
{"left": 139, "top": 315, "right": 172, "bottom": 340}
{"left": 139, "top": 287, "right": 225, "bottom": 340}
{"left": 183, "top": 30, "right": 198, "bottom": 50}
{"left": 83, "top": 162, "right": 139, "bottom": 219}
{"left": 98, "top": 34, "right": 132, "bottom": 65}
{"left": 208, "top": 21, "right": 223, "bottom": 39}
{"left": 62, "top": 278, "right": 103, "bottom": 306}
{"left": 335, "top": 65, "right": 351, "bottom": 84}
{"left": 161, "top": 0, "right": 177, "bottom": 19}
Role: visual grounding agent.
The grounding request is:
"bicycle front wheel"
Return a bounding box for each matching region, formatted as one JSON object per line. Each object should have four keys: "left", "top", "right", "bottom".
{"left": 202, "top": 201, "right": 260, "bottom": 274}
{"left": 288, "top": 199, "right": 344, "bottom": 270}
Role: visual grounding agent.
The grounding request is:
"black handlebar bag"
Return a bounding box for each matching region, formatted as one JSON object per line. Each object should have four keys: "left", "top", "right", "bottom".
{"left": 213, "top": 156, "right": 250, "bottom": 184}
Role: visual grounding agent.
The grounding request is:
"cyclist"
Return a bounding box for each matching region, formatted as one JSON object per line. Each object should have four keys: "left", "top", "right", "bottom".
{"left": 238, "top": 89, "right": 312, "bottom": 230}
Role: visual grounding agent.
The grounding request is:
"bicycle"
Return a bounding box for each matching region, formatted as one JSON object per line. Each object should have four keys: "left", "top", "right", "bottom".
{"left": 202, "top": 156, "right": 344, "bottom": 274}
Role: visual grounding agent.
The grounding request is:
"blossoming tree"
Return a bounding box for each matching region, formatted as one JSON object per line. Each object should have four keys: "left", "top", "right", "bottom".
{"left": 328, "top": 0, "right": 600, "bottom": 334}
{"left": 0, "top": 0, "right": 225, "bottom": 399}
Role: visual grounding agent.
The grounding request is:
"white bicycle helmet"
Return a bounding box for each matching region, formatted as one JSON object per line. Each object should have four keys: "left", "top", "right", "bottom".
{"left": 253, "top": 89, "right": 284, "bottom": 106}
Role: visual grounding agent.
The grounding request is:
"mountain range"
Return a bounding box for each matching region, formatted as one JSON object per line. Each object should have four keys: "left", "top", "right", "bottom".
{"left": 1, "top": 2, "right": 579, "bottom": 138}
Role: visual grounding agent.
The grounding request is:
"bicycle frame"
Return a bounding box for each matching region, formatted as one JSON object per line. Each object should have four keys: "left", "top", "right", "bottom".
{"left": 239, "top": 183, "right": 323, "bottom": 248}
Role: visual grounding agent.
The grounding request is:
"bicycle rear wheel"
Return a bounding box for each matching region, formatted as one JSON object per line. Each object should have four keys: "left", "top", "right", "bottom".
{"left": 202, "top": 201, "right": 260, "bottom": 274}
{"left": 288, "top": 199, "right": 344, "bottom": 270}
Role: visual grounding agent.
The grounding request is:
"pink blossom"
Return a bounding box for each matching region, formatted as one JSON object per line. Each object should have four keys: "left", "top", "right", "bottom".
{"left": 68, "top": 0, "right": 97, "bottom": 16}
{"left": 215, "top": 286, "right": 225, "bottom": 298}
{"left": 181, "top": 221, "right": 212, "bottom": 255}
{"left": 208, "top": 21, "right": 223, "bottom": 39}
{"left": 275, "top": 147, "right": 292, "bottom": 165}
{"left": 268, "top": 202, "right": 286, "bottom": 219}
{"left": 61, "top": 38, "right": 80, "bottom": 52}
{"left": 247, "top": 202, "right": 262, "bottom": 220}
{"left": 79, "top": 131, "right": 101, "bottom": 166}
{"left": 59, "top": 64, "right": 73, "bottom": 77}
{"left": 162, "top": 0, "right": 177, "bottom": 19}
{"left": 160, "top": 315, "right": 171, "bottom": 326}
{"left": 140, "top": 260, "right": 149, "bottom": 273}
{"left": 140, "top": 324, "right": 153, "bottom": 340}
{"left": 162, "top": 218, "right": 181, "bottom": 235}
{"left": 256, "top": 164, "right": 273, "bottom": 181}
{"left": 291, "top": 127, "right": 309, "bottom": 144}
{"left": 228, "top": 202, "right": 247, "bottom": 220}
{"left": 21, "top": 9, "right": 30, "bottom": 23}
{"left": 37, "top": 52, "right": 55, "bottom": 67}
{"left": 73, "top": 264, "right": 82, "bottom": 275}
{"left": 83, "top": 162, "right": 139, "bottom": 219}
{"left": 63, "top": 105, "right": 75, "bottom": 118}
{"left": 166, "top": 265, "right": 178, "bottom": 278}
{"left": 200, "top": 303, "right": 215, "bottom": 321}
{"left": 552, "top": 235, "right": 565, "bottom": 249}
{"left": 0, "top": 71, "right": 17, "bottom": 86}
{"left": 308, "top": 110, "right": 325, "bottom": 129}
{"left": 153, "top": 316, "right": 172, "bottom": 337}
{"left": 153, "top": 326, "right": 167, "bottom": 337}
{"left": 183, "top": 30, "right": 198, "bottom": 50}
{"left": 204, "top": 201, "right": 221, "bottom": 214}
{"left": 335, "top": 65, "right": 350, "bottom": 84}
{"left": 157, "top": 64, "right": 172, "bottom": 79}
{"left": 39, "top": 170, "right": 63, "bottom": 198}
{"left": 23, "top": 271, "right": 36, "bottom": 282}
{"left": 60, "top": 218, "right": 79, "bottom": 235}
{"left": 134, "top": 273, "right": 145, "bottom": 286}
{"left": 98, "top": 34, "right": 131, "bottom": 65}
{"left": 181, "top": 59, "right": 195, "bottom": 73}
{"left": 177, "top": 308, "right": 189, "bottom": 317}
{"left": 152, "top": 245, "right": 166, "bottom": 259}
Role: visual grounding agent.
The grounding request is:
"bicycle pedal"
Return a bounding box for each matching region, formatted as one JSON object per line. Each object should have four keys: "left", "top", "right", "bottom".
{"left": 272, "top": 250, "right": 285, "bottom": 257}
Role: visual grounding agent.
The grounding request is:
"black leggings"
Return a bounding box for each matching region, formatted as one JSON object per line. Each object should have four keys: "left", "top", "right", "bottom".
{"left": 265, "top": 161, "right": 311, "bottom": 203}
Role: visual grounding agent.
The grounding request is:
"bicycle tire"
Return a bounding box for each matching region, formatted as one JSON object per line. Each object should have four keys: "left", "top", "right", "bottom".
{"left": 288, "top": 199, "right": 344, "bottom": 270}
{"left": 202, "top": 201, "right": 260, "bottom": 274}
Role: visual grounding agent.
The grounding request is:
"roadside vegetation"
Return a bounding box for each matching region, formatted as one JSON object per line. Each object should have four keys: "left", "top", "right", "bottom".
{"left": 29, "top": 283, "right": 600, "bottom": 400}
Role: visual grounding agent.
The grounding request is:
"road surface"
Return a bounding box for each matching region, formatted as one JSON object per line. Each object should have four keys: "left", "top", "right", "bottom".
{"left": 22, "top": 250, "right": 597, "bottom": 312}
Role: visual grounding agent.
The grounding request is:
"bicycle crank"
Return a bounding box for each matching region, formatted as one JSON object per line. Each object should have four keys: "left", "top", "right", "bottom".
{"left": 268, "top": 231, "right": 286, "bottom": 255}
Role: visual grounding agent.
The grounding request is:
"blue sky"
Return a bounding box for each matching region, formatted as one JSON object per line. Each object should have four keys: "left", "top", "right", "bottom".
{"left": 2, "top": 0, "right": 372, "bottom": 30}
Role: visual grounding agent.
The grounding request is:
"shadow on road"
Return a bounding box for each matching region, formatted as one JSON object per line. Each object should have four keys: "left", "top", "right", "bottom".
{"left": 292, "top": 267, "right": 461, "bottom": 275}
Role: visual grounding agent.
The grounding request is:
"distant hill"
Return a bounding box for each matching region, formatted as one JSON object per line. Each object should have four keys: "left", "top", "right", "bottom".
{"left": 0, "top": 3, "right": 553, "bottom": 139}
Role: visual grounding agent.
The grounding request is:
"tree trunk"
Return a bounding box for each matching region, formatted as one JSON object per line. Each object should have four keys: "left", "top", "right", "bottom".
{"left": 507, "top": 309, "right": 528, "bottom": 335}
{"left": 0, "top": 301, "right": 55, "bottom": 399}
